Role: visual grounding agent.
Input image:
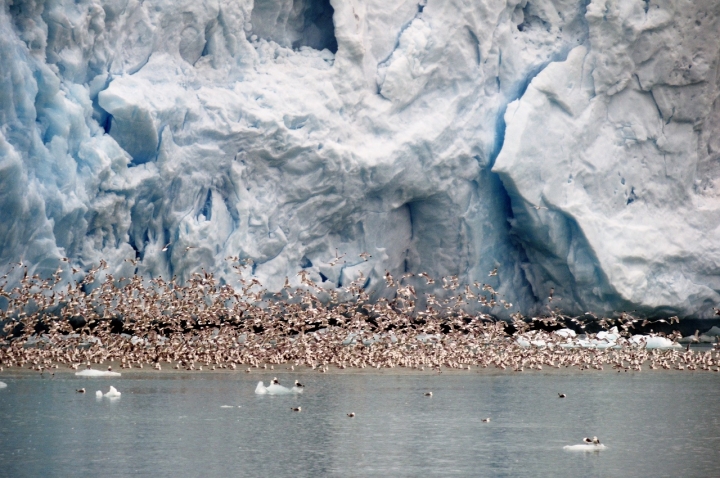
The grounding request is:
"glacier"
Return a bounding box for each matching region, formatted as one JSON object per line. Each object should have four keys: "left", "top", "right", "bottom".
{"left": 0, "top": 0, "right": 718, "bottom": 318}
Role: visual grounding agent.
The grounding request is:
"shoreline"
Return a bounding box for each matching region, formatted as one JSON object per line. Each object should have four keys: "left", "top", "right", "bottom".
{"left": 2, "top": 358, "right": 719, "bottom": 378}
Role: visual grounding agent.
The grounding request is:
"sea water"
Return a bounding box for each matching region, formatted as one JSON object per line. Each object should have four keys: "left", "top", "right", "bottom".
{"left": 0, "top": 371, "right": 718, "bottom": 477}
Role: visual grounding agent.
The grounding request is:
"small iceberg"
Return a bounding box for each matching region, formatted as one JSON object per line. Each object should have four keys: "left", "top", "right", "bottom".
{"left": 596, "top": 329, "right": 619, "bottom": 342}
{"left": 516, "top": 338, "right": 531, "bottom": 347}
{"left": 104, "top": 386, "right": 121, "bottom": 398}
{"left": 76, "top": 369, "right": 122, "bottom": 377}
{"left": 0, "top": 381, "right": 7, "bottom": 389}
{"left": 629, "top": 335, "right": 681, "bottom": 350}
{"left": 95, "top": 390, "right": 103, "bottom": 398}
{"left": 563, "top": 444, "right": 607, "bottom": 451}
{"left": 254, "top": 381, "right": 303, "bottom": 395}
{"left": 554, "top": 328, "right": 577, "bottom": 338}
{"left": 220, "top": 405, "right": 235, "bottom": 408}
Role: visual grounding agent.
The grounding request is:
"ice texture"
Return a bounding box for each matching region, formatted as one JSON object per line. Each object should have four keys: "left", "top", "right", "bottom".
{"left": 0, "top": 0, "right": 718, "bottom": 317}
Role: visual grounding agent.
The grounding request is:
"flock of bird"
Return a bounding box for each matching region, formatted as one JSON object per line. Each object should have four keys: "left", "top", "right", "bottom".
{"left": 0, "top": 257, "right": 718, "bottom": 377}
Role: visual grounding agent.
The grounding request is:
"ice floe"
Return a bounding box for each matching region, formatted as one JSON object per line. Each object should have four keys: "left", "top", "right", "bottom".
{"left": 255, "top": 381, "right": 304, "bottom": 395}
{"left": 563, "top": 444, "right": 607, "bottom": 451}
{"left": 76, "top": 369, "right": 122, "bottom": 377}
{"left": 104, "top": 386, "right": 122, "bottom": 398}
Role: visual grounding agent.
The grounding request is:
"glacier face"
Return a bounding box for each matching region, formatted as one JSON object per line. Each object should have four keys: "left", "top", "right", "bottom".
{"left": 0, "top": 0, "right": 718, "bottom": 317}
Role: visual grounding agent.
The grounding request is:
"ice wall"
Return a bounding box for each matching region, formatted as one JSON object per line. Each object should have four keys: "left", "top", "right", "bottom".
{"left": 0, "top": 0, "right": 718, "bottom": 317}
{"left": 494, "top": 1, "right": 720, "bottom": 317}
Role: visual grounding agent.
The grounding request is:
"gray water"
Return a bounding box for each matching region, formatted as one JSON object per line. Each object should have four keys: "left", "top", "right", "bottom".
{"left": 0, "top": 370, "right": 718, "bottom": 477}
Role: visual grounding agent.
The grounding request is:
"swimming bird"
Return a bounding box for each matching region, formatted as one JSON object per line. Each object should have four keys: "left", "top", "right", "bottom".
{"left": 347, "top": 412, "right": 355, "bottom": 417}
{"left": 76, "top": 388, "right": 86, "bottom": 393}
{"left": 558, "top": 393, "right": 566, "bottom": 398}
{"left": 291, "top": 407, "right": 301, "bottom": 412}
{"left": 294, "top": 380, "right": 304, "bottom": 388}
{"left": 424, "top": 392, "right": 432, "bottom": 397}
{"left": 482, "top": 418, "right": 491, "bottom": 422}
{"left": 272, "top": 377, "right": 280, "bottom": 385}
{"left": 583, "top": 436, "right": 601, "bottom": 445}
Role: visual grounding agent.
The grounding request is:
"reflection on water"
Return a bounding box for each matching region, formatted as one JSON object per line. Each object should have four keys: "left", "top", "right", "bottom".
{"left": 0, "top": 371, "right": 718, "bottom": 477}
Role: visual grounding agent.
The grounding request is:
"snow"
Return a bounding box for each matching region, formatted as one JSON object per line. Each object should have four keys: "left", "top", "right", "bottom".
{"left": 0, "top": 0, "right": 718, "bottom": 318}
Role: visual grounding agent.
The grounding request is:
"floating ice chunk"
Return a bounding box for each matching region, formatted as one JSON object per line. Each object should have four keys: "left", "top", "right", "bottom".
{"left": 554, "top": 329, "right": 577, "bottom": 338}
{"left": 563, "top": 444, "right": 607, "bottom": 451}
{"left": 596, "top": 330, "right": 619, "bottom": 342}
{"left": 516, "top": 338, "right": 531, "bottom": 347}
{"left": 0, "top": 381, "right": 6, "bottom": 389}
{"left": 130, "top": 336, "right": 146, "bottom": 346}
{"left": 96, "top": 390, "right": 103, "bottom": 398}
{"left": 76, "top": 369, "right": 122, "bottom": 377}
{"left": 630, "top": 335, "right": 681, "bottom": 350}
{"left": 104, "top": 386, "right": 121, "bottom": 398}
{"left": 593, "top": 341, "right": 617, "bottom": 350}
{"left": 644, "top": 336, "right": 681, "bottom": 349}
{"left": 220, "top": 405, "right": 234, "bottom": 408}
{"left": 255, "top": 381, "right": 303, "bottom": 395}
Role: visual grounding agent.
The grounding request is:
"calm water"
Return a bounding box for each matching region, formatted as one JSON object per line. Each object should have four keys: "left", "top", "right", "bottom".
{"left": 0, "top": 370, "right": 718, "bottom": 477}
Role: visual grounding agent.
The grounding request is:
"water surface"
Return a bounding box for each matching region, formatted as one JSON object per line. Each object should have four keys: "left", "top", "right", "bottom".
{"left": 0, "top": 370, "right": 718, "bottom": 477}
